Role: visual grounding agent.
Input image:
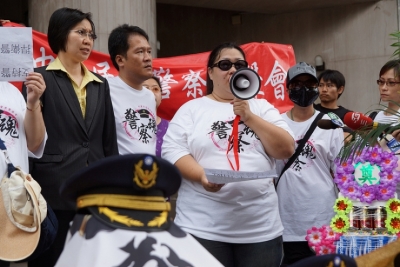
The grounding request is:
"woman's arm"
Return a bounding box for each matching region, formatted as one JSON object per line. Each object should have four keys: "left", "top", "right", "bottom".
{"left": 24, "top": 72, "right": 46, "bottom": 152}
{"left": 175, "top": 155, "right": 224, "bottom": 192}
{"left": 232, "top": 98, "right": 294, "bottom": 159}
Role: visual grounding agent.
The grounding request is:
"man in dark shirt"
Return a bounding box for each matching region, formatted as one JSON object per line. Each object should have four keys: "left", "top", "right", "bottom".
{"left": 314, "top": 69, "right": 352, "bottom": 142}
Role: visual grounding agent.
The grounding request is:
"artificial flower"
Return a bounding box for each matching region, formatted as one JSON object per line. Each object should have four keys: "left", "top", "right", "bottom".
{"left": 305, "top": 227, "right": 325, "bottom": 246}
{"left": 386, "top": 198, "right": 400, "bottom": 214}
{"left": 334, "top": 173, "right": 354, "bottom": 188}
{"left": 377, "top": 184, "right": 396, "bottom": 201}
{"left": 380, "top": 171, "right": 398, "bottom": 185}
{"left": 380, "top": 152, "right": 398, "bottom": 172}
{"left": 339, "top": 181, "right": 361, "bottom": 200}
{"left": 330, "top": 214, "right": 350, "bottom": 233}
{"left": 322, "top": 225, "right": 342, "bottom": 241}
{"left": 385, "top": 214, "right": 400, "bottom": 234}
{"left": 334, "top": 145, "right": 398, "bottom": 203}
{"left": 314, "top": 243, "right": 336, "bottom": 255}
{"left": 367, "top": 146, "right": 383, "bottom": 164}
{"left": 333, "top": 197, "right": 353, "bottom": 214}
{"left": 359, "top": 184, "right": 376, "bottom": 204}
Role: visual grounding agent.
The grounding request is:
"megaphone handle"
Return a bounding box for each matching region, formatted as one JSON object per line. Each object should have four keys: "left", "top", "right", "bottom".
{"left": 226, "top": 115, "right": 240, "bottom": 171}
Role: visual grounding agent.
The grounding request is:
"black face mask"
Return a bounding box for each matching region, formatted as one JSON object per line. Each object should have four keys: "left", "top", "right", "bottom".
{"left": 288, "top": 86, "right": 319, "bottom": 107}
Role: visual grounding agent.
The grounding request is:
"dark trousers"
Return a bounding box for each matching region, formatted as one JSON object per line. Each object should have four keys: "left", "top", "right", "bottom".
{"left": 193, "top": 235, "right": 283, "bottom": 267}
{"left": 281, "top": 241, "right": 315, "bottom": 266}
{"left": 28, "top": 210, "right": 75, "bottom": 267}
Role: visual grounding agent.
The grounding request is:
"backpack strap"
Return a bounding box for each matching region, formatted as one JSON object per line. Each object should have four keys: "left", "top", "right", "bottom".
{"left": 275, "top": 112, "right": 324, "bottom": 189}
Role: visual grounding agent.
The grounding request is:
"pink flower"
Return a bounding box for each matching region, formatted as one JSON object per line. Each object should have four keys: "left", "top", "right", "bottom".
{"left": 305, "top": 227, "right": 325, "bottom": 246}
{"left": 322, "top": 225, "right": 342, "bottom": 241}
{"left": 314, "top": 243, "right": 336, "bottom": 255}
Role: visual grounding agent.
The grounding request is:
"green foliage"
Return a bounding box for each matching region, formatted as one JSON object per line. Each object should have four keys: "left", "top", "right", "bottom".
{"left": 390, "top": 31, "right": 400, "bottom": 58}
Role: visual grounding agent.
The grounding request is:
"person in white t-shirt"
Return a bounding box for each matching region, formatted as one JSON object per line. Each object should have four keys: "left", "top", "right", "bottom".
{"left": 162, "top": 42, "right": 295, "bottom": 267}
{"left": 107, "top": 24, "right": 157, "bottom": 155}
{"left": 0, "top": 75, "right": 47, "bottom": 267}
{"left": 275, "top": 62, "right": 343, "bottom": 266}
{"left": 0, "top": 77, "right": 46, "bottom": 180}
{"left": 374, "top": 60, "right": 400, "bottom": 197}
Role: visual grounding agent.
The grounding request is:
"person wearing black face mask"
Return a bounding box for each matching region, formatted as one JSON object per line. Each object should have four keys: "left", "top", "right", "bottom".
{"left": 275, "top": 62, "right": 344, "bottom": 266}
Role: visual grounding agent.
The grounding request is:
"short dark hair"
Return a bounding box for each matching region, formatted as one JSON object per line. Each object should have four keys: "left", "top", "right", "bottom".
{"left": 47, "top": 7, "right": 95, "bottom": 54}
{"left": 108, "top": 24, "right": 149, "bottom": 70}
{"left": 206, "top": 42, "right": 246, "bottom": 95}
{"left": 150, "top": 76, "right": 162, "bottom": 92}
{"left": 380, "top": 59, "right": 400, "bottom": 79}
{"left": 317, "top": 69, "right": 346, "bottom": 99}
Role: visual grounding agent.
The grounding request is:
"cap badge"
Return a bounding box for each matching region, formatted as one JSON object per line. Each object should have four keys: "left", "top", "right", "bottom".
{"left": 133, "top": 158, "right": 159, "bottom": 189}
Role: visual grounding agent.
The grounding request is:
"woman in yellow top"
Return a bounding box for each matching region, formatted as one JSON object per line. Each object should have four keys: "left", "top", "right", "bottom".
{"left": 22, "top": 7, "right": 118, "bottom": 267}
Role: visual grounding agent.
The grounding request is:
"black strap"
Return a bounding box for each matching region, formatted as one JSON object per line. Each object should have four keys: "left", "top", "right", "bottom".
{"left": 0, "top": 138, "right": 17, "bottom": 177}
{"left": 275, "top": 112, "right": 324, "bottom": 189}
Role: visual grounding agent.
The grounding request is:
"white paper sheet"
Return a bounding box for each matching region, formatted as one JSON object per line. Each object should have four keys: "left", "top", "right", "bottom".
{"left": 204, "top": 168, "right": 277, "bottom": 184}
{"left": 0, "top": 27, "right": 33, "bottom": 82}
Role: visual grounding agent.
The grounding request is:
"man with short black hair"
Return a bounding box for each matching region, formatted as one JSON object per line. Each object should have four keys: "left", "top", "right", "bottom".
{"left": 107, "top": 24, "right": 157, "bottom": 155}
{"left": 314, "top": 69, "right": 352, "bottom": 141}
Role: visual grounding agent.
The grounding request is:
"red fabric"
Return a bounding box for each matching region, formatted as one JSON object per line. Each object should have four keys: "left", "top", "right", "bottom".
{"left": 4, "top": 22, "right": 295, "bottom": 119}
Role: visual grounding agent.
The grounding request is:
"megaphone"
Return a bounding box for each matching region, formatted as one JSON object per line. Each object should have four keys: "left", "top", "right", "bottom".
{"left": 229, "top": 67, "right": 261, "bottom": 100}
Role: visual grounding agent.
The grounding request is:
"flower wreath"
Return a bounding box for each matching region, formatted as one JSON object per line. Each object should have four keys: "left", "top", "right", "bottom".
{"left": 305, "top": 225, "right": 342, "bottom": 255}
{"left": 334, "top": 145, "right": 400, "bottom": 204}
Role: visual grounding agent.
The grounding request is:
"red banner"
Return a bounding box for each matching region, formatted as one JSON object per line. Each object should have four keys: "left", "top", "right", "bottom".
{"left": 5, "top": 22, "right": 295, "bottom": 120}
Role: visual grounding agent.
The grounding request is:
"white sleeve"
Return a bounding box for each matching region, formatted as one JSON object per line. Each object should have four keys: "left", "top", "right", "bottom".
{"left": 162, "top": 103, "right": 193, "bottom": 164}
{"left": 28, "top": 132, "right": 47, "bottom": 158}
{"left": 256, "top": 99, "right": 294, "bottom": 138}
{"left": 329, "top": 128, "right": 344, "bottom": 170}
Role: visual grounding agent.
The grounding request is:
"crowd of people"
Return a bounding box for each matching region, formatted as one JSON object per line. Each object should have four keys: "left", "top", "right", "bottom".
{"left": 2, "top": 5, "right": 400, "bottom": 267}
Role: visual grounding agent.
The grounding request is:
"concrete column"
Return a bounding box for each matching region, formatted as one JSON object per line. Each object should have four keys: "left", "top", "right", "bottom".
{"left": 28, "top": 0, "right": 157, "bottom": 56}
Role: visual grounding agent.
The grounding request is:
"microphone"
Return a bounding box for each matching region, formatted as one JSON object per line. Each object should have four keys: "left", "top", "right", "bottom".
{"left": 343, "top": 112, "right": 374, "bottom": 130}
{"left": 317, "top": 112, "right": 345, "bottom": 130}
{"left": 342, "top": 111, "right": 400, "bottom": 134}
{"left": 317, "top": 119, "right": 343, "bottom": 130}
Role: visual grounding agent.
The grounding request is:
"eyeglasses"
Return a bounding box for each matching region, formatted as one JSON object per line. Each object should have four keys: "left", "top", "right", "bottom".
{"left": 289, "top": 80, "right": 318, "bottom": 89}
{"left": 377, "top": 79, "right": 400, "bottom": 87}
{"left": 71, "top": 29, "right": 97, "bottom": 40}
{"left": 318, "top": 83, "right": 336, "bottom": 89}
{"left": 212, "top": 60, "right": 248, "bottom": 71}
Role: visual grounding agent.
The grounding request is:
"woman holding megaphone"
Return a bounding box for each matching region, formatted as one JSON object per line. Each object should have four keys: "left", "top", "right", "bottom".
{"left": 162, "top": 42, "right": 295, "bottom": 267}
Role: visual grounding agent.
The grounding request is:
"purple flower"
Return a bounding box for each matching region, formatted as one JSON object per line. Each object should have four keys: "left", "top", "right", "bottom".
{"left": 380, "top": 152, "right": 398, "bottom": 172}
{"left": 376, "top": 184, "right": 396, "bottom": 201}
{"left": 359, "top": 184, "right": 376, "bottom": 204}
{"left": 334, "top": 173, "right": 354, "bottom": 188}
{"left": 335, "top": 159, "right": 355, "bottom": 173}
{"left": 340, "top": 181, "right": 361, "bottom": 200}
{"left": 380, "top": 171, "right": 399, "bottom": 186}
{"left": 366, "top": 146, "right": 383, "bottom": 164}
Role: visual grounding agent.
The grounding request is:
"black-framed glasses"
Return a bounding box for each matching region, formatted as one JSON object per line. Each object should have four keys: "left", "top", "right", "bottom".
{"left": 289, "top": 80, "right": 318, "bottom": 89}
{"left": 71, "top": 29, "right": 97, "bottom": 40}
{"left": 377, "top": 79, "right": 400, "bottom": 87}
{"left": 212, "top": 60, "right": 248, "bottom": 71}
